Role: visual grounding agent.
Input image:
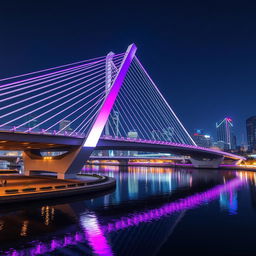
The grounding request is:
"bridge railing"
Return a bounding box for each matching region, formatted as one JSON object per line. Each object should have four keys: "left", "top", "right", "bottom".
{"left": 0, "top": 129, "right": 244, "bottom": 160}
{"left": 0, "top": 125, "right": 86, "bottom": 138}
{"left": 99, "top": 135, "right": 245, "bottom": 160}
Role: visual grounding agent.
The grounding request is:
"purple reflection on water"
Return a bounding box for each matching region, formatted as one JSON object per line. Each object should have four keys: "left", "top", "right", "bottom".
{"left": 51, "top": 239, "right": 60, "bottom": 250}
{"left": 101, "top": 178, "right": 244, "bottom": 233}
{"left": 3, "top": 177, "right": 244, "bottom": 256}
{"left": 75, "top": 232, "right": 84, "bottom": 242}
{"left": 81, "top": 214, "right": 114, "bottom": 256}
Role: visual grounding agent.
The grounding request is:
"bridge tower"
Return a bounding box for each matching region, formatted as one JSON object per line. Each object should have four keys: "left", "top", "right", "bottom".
{"left": 104, "top": 51, "right": 115, "bottom": 136}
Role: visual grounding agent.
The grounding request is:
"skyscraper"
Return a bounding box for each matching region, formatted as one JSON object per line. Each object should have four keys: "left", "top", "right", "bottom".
{"left": 246, "top": 116, "right": 256, "bottom": 151}
{"left": 216, "top": 118, "right": 234, "bottom": 150}
{"left": 193, "top": 129, "right": 212, "bottom": 148}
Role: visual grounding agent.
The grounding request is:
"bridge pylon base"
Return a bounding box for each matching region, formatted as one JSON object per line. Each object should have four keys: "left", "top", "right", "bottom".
{"left": 190, "top": 156, "right": 224, "bottom": 168}
{"left": 117, "top": 159, "right": 129, "bottom": 166}
{"left": 23, "top": 147, "right": 94, "bottom": 179}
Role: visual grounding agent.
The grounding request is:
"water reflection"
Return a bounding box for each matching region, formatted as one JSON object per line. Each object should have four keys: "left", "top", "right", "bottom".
{"left": 81, "top": 213, "right": 113, "bottom": 256}
{"left": 41, "top": 206, "right": 55, "bottom": 226}
{"left": 0, "top": 167, "right": 254, "bottom": 255}
{"left": 220, "top": 190, "right": 238, "bottom": 215}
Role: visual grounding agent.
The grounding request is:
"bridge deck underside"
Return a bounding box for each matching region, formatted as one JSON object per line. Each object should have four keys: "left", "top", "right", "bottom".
{"left": 96, "top": 139, "right": 242, "bottom": 161}
{"left": 0, "top": 132, "right": 82, "bottom": 150}
{"left": 96, "top": 142, "right": 217, "bottom": 159}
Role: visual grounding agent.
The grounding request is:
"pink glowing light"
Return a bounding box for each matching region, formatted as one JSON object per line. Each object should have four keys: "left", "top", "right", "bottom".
{"left": 81, "top": 214, "right": 114, "bottom": 256}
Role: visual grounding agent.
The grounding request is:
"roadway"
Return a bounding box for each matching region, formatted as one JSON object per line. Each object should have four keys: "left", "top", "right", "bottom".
{"left": 0, "top": 131, "right": 245, "bottom": 161}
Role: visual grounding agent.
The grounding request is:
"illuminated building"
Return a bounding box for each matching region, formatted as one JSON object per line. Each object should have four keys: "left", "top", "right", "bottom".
{"left": 127, "top": 131, "right": 138, "bottom": 139}
{"left": 246, "top": 116, "right": 256, "bottom": 152}
{"left": 216, "top": 118, "right": 235, "bottom": 150}
{"left": 193, "top": 129, "right": 212, "bottom": 148}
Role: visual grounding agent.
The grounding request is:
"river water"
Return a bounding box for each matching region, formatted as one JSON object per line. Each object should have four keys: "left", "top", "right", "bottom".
{"left": 0, "top": 165, "right": 255, "bottom": 256}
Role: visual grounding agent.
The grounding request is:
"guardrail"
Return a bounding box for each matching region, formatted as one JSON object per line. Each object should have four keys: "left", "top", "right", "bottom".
{"left": 4, "top": 182, "right": 87, "bottom": 195}
{"left": 0, "top": 126, "right": 86, "bottom": 138}
{"left": 0, "top": 128, "right": 245, "bottom": 160}
{"left": 100, "top": 135, "right": 246, "bottom": 160}
{"left": 77, "top": 173, "right": 108, "bottom": 185}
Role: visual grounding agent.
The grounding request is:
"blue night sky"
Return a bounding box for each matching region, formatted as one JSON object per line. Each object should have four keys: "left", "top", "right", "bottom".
{"left": 0, "top": 0, "right": 256, "bottom": 144}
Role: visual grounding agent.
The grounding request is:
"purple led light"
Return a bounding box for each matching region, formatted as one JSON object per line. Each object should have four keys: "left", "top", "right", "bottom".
{"left": 0, "top": 52, "right": 125, "bottom": 84}
{"left": 19, "top": 78, "right": 106, "bottom": 131}
{"left": 0, "top": 60, "right": 105, "bottom": 96}
{"left": 100, "top": 136, "right": 245, "bottom": 161}
{"left": 0, "top": 68, "right": 106, "bottom": 123}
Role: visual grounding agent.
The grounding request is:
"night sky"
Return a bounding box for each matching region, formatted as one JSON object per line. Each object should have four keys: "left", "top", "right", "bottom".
{"left": 1, "top": 0, "right": 256, "bottom": 144}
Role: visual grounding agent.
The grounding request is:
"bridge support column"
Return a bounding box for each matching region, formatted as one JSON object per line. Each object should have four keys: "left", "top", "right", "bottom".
{"left": 23, "top": 147, "right": 95, "bottom": 179}
{"left": 117, "top": 159, "right": 129, "bottom": 166}
{"left": 222, "top": 158, "right": 244, "bottom": 166}
{"left": 190, "top": 156, "right": 224, "bottom": 169}
{"left": 234, "top": 159, "right": 243, "bottom": 165}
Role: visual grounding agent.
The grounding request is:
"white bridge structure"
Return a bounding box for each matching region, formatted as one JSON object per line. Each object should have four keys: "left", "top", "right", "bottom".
{"left": 0, "top": 44, "right": 245, "bottom": 178}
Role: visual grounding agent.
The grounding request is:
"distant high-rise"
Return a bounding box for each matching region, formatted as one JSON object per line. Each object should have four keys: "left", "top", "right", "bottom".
{"left": 216, "top": 118, "right": 234, "bottom": 150}
{"left": 193, "top": 129, "right": 212, "bottom": 148}
{"left": 246, "top": 116, "right": 256, "bottom": 151}
{"left": 127, "top": 131, "right": 138, "bottom": 139}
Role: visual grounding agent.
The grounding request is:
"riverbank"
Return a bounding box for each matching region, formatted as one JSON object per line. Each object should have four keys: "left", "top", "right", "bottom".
{"left": 0, "top": 174, "right": 116, "bottom": 204}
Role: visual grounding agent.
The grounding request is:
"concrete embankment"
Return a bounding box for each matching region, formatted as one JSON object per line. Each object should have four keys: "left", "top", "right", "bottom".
{"left": 0, "top": 174, "right": 116, "bottom": 204}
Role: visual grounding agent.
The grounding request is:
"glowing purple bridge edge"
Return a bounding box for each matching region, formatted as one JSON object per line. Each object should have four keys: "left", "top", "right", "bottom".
{"left": 100, "top": 135, "right": 246, "bottom": 161}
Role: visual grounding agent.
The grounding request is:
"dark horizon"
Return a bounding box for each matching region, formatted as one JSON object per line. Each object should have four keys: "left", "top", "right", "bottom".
{"left": 1, "top": 1, "right": 256, "bottom": 144}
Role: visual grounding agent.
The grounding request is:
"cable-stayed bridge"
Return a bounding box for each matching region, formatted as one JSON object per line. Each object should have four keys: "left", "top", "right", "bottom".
{"left": 0, "top": 44, "right": 245, "bottom": 178}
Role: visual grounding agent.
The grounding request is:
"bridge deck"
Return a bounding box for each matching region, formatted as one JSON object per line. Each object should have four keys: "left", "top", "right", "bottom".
{"left": 0, "top": 132, "right": 245, "bottom": 160}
